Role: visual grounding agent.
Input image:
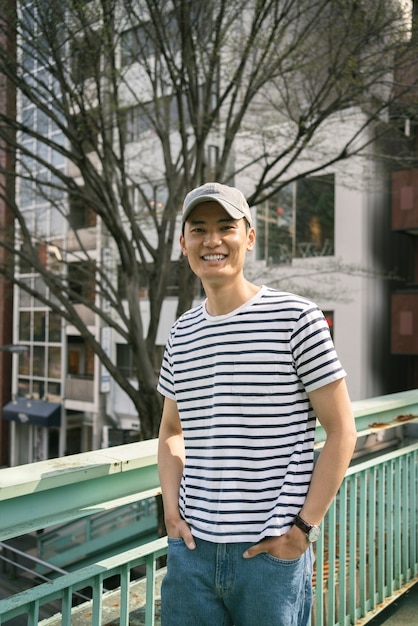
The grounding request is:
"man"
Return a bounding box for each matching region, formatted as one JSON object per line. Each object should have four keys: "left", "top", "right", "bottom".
{"left": 157, "top": 182, "right": 357, "bottom": 626}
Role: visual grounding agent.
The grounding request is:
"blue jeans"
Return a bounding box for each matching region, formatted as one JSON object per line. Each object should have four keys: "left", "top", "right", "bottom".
{"left": 161, "top": 537, "right": 314, "bottom": 626}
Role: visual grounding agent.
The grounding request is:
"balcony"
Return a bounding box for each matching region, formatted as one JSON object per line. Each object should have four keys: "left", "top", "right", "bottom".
{"left": 66, "top": 227, "right": 97, "bottom": 252}
{"left": 0, "top": 390, "right": 417, "bottom": 626}
{"left": 69, "top": 303, "right": 95, "bottom": 327}
{"left": 392, "top": 168, "right": 418, "bottom": 234}
{"left": 65, "top": 375, "right": 94, "bottom": 403}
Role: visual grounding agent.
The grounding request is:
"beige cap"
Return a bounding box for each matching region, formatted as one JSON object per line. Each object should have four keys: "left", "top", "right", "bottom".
{"left": 182, "top": 182, "right": 253, "bottom": 227}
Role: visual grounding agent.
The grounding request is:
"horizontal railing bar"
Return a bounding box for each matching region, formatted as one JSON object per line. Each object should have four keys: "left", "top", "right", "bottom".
{"left": 344, "top": 442, "right": 418, "bottom": 476}
{"left": 0, "top": 440, "right": 158, "bottom": 501}
{"left": 0, "top": 542, "right": 69, "bottom": 575}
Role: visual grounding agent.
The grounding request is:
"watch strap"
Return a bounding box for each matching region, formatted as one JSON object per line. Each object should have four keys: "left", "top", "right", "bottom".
{"left": 294, "top": 514, "right": 311, "bottom": 535}
{"left": 293, "top": 514, "right": 321, "bottom": 542}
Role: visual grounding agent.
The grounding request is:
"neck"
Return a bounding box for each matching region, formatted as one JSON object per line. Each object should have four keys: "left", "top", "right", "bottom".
{"left": 203, "top": 278, "right": 261, "bottom": 316}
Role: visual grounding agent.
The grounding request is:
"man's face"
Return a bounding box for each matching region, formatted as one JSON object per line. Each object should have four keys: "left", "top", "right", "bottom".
{"left": 180, "top": 201, "right": 255, "bottom": 285}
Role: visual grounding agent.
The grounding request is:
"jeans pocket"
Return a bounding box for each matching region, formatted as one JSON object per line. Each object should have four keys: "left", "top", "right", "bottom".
{"left": 167, "top": 537, "right": 185, "bottom": 545}
{"left": 262, "top": 551, "right": 304, "bottom": 565}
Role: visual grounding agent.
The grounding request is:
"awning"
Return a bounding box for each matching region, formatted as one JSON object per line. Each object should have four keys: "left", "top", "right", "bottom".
{"left": 2, "top": 399, "right": 61, "bottom": 427}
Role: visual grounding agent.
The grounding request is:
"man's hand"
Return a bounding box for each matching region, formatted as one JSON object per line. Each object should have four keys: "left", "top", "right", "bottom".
{"left": 166, "top": 517, "right": 196, "bottom": 550}
{"left": 243, "top": 525, "right": 308, "bottom": 560}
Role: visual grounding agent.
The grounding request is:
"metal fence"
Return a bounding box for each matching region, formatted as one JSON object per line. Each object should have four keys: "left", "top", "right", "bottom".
{"left": 0, "top": 391, "right": 417, "bottom": 626}
{"left": 313, "top": 443, "right": 418, "bottom": 625}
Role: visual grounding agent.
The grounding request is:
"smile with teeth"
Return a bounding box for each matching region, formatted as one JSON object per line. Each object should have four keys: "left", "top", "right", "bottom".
{"left": 203, "top": 254, "right": 226, "bottom": 261}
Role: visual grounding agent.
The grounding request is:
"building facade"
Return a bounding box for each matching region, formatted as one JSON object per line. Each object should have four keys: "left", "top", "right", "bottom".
{"left": 390, "top": 5, "right": 418, "bottom": 392}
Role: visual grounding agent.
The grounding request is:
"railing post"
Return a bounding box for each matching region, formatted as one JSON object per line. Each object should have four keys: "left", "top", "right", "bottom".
{"left": 358, "top": 471, "right": 367, "bottom": 617}
{"left": 349, "top": 475, "right": 358, "bottom": 620}
{"left": 367, "top": 466, "right": 377, "bottom": 613}
{"left": 338, "top": 479, "right": 348, "bottom": 624}
{"left": 314, "top": 529, "right": 325, "bottom": 624}
{"left": 119, "top": 562, "right": 130, "bottom": 626}
{"left": 327, "top": 502, "right": 337, "bottom": 623}
{"left": 91, "top": 576, "right": 104, "bottom": 625}
{"left": 145, "top": 553, "right": 157, "bottom": 626}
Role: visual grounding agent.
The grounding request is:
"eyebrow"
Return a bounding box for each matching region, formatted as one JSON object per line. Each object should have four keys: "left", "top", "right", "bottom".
{"left": 189, "top": 217, "right": 236, "bottom": 225}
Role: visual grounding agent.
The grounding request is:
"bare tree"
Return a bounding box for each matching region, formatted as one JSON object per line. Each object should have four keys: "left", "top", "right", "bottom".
{"left": 0, "top": 0, "right": 414, "bottom": 439}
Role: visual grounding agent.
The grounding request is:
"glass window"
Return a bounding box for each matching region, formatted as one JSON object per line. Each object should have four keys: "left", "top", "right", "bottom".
{"left": 121, "top": 13, "right": 180, "bottom": 67}
{"left": 256, "top": 185, "right": 294, "bottom": 265}
{"left": 18, "top": 350, "right": 31, "bottom": 377}
{"left": 67, "top": 338, "right": 94, "bottom": 377}
{"left": 121, "top": 104, "right": 153, "bottom": 143}
{"left": 20, "top": 173, "right": 36, "bottom": 208}
{"left": 68, "top": 261, "right": 96, "bottom": 303}
{"left": 256, "top": 174, "right": 335, "bottom": 264}
{"left": 48, "top": 313, "right": 61, "bottom": 342}
{"left": 121, "top": 94, "right": 189, "bottom": 144}
{"left": 33, "top": 311, "right": 46, "bottom": 341}
{"left": 34, "top": 276, "right": 47, "bottom": 300}
{"left": 32, "top": 380, "right": 45, "bottom": 400}
{"left": 22, "top": 45, "right": 35, "bottom": 72}
{"left": 19, "top": 312, "right": 31, "bottom": 341}
{"left": 118, "top": 265, "right": 128, "bottom": 299}
{"left": 121, "top": 24, "right": 153, "bottom": 66}
{"left": 35, "top": 204, "right": 49, "bottom": 238}
{"left": 70, "top": 110, "right": 100, "bottom": 155}
{"left": 47, "top": 382, "right": 61, "bottom": 402}
{"left": 71, "top": 32, "right": 102, "bottom": 82}
{"left": 18, "top": 379, "right": 30, "bottom": 397}
{"left": 33, "top": 346, "right": 46, "bottom": 377}
{"left": 50, "top": 206, "right": 65, "bottom": 234}
{"left": 18, "top": 278, "right": 32, "bottom": 306}
{"left": 37, "top": 109, "right": 49, "bottom": 136}
{"left": 116, "top": 344, "right": 134, "bottom": 378}
{"left": 69, "top": 190, "right": 97, "bottom": 229}
{"left": 48, "top": 347, "right": 61, "bottom": 378}
{"left": 295, "top": 175, "right": 334, "bottom": 257}
{"left": 85, "top": 342, "right": 95, "bottom": 377}
{"left": 19, "top": 241, "right": 35, "bottom": 275}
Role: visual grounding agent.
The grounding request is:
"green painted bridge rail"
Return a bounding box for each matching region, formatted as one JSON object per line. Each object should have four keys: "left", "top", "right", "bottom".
{"left": 0, "top": 390, "right": 417, "bottom": 626}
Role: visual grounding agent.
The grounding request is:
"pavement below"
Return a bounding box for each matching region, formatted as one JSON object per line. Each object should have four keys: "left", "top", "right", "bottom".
{"left": 366, "top": 581, "right": 418, "bottom": 625}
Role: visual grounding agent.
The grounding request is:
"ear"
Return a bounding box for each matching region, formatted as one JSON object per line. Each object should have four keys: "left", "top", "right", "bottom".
{"left": 180, "top": 233, "right": 187, "bottom": 256}
{"left": 246, "top": 227, "right": 256, "bottom": 251}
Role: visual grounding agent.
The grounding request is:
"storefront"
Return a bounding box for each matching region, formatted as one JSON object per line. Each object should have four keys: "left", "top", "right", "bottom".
{"left": 2, "top": 398, "right": 62, "bottom": 465}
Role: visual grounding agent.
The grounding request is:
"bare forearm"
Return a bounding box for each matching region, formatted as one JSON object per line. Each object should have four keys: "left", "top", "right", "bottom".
{"left": 300, "top": 429, "right": 357, "bottom": 524}
{"left": 158, "top": 432, "right": 185, "bottom": 522}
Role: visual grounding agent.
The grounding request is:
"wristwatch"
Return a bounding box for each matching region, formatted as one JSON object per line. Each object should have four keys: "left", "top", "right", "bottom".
{"left": 293, "top": 514, "right": 321, "bottom": 543}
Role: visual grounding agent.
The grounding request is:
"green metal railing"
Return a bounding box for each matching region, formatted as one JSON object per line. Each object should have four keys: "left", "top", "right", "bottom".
{"left": 0, "top": 390, "right": 417, "bottom": 626}
{"left": 314, "top": 444, "right": 417, "bottom": 625}
{"left": 0, "top": 538, "right": 168, "bottom": 626}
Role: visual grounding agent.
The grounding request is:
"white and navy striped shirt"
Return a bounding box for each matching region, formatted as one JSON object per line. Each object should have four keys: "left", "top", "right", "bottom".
{"left": 158, "top": 285, "right": 346, "bottom": 543}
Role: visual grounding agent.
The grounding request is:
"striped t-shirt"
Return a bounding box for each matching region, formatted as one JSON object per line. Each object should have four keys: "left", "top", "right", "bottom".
{"left": 158, "top": 285, "right": 346, "bottom": 543}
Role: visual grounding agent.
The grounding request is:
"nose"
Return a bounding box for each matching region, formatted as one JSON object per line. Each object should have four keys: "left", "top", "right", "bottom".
{"left": 204, "top": 229, "right": 222, "bottom": 247}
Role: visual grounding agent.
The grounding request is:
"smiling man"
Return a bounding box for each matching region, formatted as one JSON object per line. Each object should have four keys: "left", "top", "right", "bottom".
{"left": 157, "top": 182, "right": 357, "bottom": 626}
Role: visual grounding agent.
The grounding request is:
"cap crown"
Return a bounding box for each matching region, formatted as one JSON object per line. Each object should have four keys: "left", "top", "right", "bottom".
{"left": 182, "top": 182, "right": 252, "bottom": 227}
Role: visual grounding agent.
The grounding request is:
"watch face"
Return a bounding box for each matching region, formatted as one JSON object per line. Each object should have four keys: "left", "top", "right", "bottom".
{"left": 308, "top": 525, "right": 321, "bottom": 542}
